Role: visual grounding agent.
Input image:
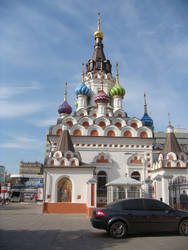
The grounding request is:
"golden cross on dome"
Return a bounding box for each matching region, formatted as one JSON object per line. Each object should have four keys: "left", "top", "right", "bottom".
{"left": 82, "top": 62, "right": 84, "bottom": 82}
{"left": 116, "top": 62, "right": 119, "bottom": 83}
{"left": 64, "top": 81, "right": 67, "bottom": 101}
{"left": 97, "top": 12, "right": 101, "bottom": 31}
{"left": 94, "top": 12, "right": 104, "bottom": 39}
{"left": 144, "top": 93, "right": 147, "bottom": 113}
{"left": 168, "top": 112, "right": 171, "bottom": 126}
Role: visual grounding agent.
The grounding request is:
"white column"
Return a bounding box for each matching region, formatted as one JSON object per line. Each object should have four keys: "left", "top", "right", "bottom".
{"left": 113, "top": 96, "right": 122, "bottom": 112}
{"left": 77, "top": 95, "right": 87, "bottom": 110}
{"left": 97, "top": 103, "right": 106, "bottom": 117}
{"left": 161, "top": 177, "right": 170, "bottom": 204}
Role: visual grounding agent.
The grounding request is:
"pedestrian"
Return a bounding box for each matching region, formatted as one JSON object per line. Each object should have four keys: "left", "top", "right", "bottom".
{"left": 180, "top": 190, "right": 188, "bottom": 210}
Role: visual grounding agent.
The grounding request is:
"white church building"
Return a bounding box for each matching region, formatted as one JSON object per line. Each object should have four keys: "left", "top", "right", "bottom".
{"left": 43, "top": 14, "right": 188, "bottom": 216}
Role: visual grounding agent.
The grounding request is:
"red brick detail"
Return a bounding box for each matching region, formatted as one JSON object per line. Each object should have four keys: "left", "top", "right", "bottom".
{"left": 93, "top": 113, "right": 96, "bottom": 117}
{"left": 51, "top": 160, "right": 54, "bottom": 166}
{"left": 91, "top": 130, "right": 98, "bottom": 136}
{"left": 124, "top": 130, "right": 132, "bottom": 137}
{"left": 167, "top": 162, "right": 171, "bottom": 167}
{"left": 73, "top": 129, "right": 82, "bottom": 136}
{"left": 61, "top": 160, "right": 65, "bottom": 166}
{"left": 140, "top": 131, "right": 148, "bottom": 138}
{"left": 106, "top": 113, "right": 109, "bottom": 117}
{"left": 115, "top": 122, "right": 122, "bottom": 128}
{"left": 57, "top": 129, "right": 62, "bottom": 135}
{"left": 186, "top": 163, "right": 188, "bottom": 168}
{"left": 177, "top": 162, "right": 181, "bottom": 167}
{"left": 67, "top": 154, "right": 71, "bottom": 159}
{"left": 181, "top": 155, "right": 184, "bottom": 161}
{"left": 130, "top": 156, "right": 142, "bottom": 164}
{"left": 71, "top": 160, "right": 76, "bottom": 166}
{"left": 80, "top": 113, "right": 84, "bottom": 117}
{"left": 96, "top": 156, "right": 108, "bottom": 163}
{"left": 118, "top": 114, "right": 122, "bottom": 118}
{"left": 67, "top": 121, "right": 73, "bottom": 127}
{"left": 43, "top": 203, "right": 95, "bottom": 217}
{"left": 82, "top": 121, "right": 89, "bottom": 127}
{"left": 107, "top": 130, "right": 115, "bottom": 136}
{"left": 131, "top": 122, "right": 138, "bottom": 129}
{"left": 99, "top": 121, "right": 106, "bottom": 128}
{"left": 91, "top": 184, "right": 95, "bottom": 206}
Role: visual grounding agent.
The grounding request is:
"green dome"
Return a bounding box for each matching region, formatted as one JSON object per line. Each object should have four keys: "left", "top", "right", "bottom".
{"left": 109, "top": 82, "right": 125, "bottom": 97}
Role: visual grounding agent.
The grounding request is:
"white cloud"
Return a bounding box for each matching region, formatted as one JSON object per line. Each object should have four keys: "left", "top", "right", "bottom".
{"left": 0, "top": 135, "right": 43, "bottom": 149}
{"left": 0, "top": 101, "right": 45, "bottom": 118}
{"left": 28, "top": 118, "right": 56, "bottom": 127}
{"left": 0, "top": 82, "right": 40, "bottom": 99}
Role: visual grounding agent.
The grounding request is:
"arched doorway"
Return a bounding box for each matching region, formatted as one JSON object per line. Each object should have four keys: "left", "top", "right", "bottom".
{"left": 57, "top": 177, "right": 72, "bottom": 202}
{"left": 131, "top": 171, "right": 141, "bottom": 181}
{"left": 97, "top": 171, "right": 107, "bottom": 207}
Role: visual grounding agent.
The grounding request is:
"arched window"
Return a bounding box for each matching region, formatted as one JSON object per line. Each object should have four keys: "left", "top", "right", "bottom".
{"left": 140, "top": 131, "right": 148, "bottom": 138}
{"left": 97, "top": 171, "right": 107, "bottom": 206}
{"left": 131, "top": 171, "right": 140, "bottom": 181}
{"left": 91, "top": 130, "right": 98, "bottom": 136}
{"left": 167, "top": 162, "right": 171, "bottom": 167}
{"left": 99, "top": 121, "right": 106, "bottom": 128}
{"left": 115, "top": 122, "right": 122, "bottom": 128}
{"left": 66, "top": 121, "right": 73, "bottom": 127}
{"left": 124, "top": 130, "right": 132, "bottom": 137}
{"left": 57, "top": 177, "right": 72, "bottom": 202}
{"left": 107, "top": 130, "right": 115, "bottom": 137}
{"left": 73, "top": 129, "right": 82, "bottom": 136}
{"left": 169, "top": 155, "right": 174, "bottom": 160}
{"left": 82, "top": 121, "right": 89, "bottom": 128}
{"left": 131, "top": 123, "right": 138, "bottom": 129}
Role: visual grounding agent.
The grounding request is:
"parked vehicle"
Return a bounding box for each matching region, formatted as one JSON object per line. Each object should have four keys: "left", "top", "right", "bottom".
{"left": 90, "top": 198, "right": 188, "bottom": 238}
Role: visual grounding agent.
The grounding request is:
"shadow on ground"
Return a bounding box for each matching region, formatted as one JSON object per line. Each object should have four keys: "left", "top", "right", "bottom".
{"left": 0, "top": 229, "right": 131, "bottom": 250}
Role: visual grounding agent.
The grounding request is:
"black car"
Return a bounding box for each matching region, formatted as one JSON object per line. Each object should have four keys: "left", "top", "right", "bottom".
{"left": 90, "top": 198, "right": 188, "bottom": 238}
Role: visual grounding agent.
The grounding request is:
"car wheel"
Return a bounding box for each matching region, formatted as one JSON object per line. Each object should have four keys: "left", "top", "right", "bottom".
{"left": 110, "top": 221, "right": 127, "bottom": 239}
{"left": 179, "top": 220, "right": 188, "bottom": 236}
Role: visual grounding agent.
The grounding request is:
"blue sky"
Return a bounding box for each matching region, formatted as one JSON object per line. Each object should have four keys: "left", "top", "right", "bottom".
{"left": 1, "top": 0, "right": 188, "bottom": 174}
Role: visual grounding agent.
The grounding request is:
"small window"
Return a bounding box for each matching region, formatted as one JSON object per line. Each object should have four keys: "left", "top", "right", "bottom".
{"left": 144, "top": 199, "right": 170, "bottom": 211}
{"left": 121, "top": 199, "right": 144, "bottom": 210}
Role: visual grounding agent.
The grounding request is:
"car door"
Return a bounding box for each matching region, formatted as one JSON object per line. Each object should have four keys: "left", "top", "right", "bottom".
{"left": 143, "top": 199, "right": 179, "bottom": 232}
{"left": 120, "top": 199, "right": 149, "bottom": 233}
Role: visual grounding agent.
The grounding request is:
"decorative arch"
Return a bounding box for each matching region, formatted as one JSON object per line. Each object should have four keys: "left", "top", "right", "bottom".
{"left": 78, "top": 116, "right": 93, "bottom": 128}
{"left": 114, "top": 109, "right": 126, "bottom": 118}
{"left": 91, "top": 130, "right": 99, "bottom": 136}
{"left": 166, "top": 152, "right": 177, "bottom": 161}
{"left": 75, "top": 108, "right": 88, "bottom": 117}
{"left": 121, "top": 126, "right": 136, "bottom": 137}
{"left": 70, "top": 124, "right": 86, "bottom": 136}
{"left": 57, "top": 177, "right": 72, "bottom": 202}
{"left": 63, "top": 116, "right": 77, "bottom": 128}
{"left": 137, "top": 126, "right": 153, "bottom": 138}
{"left": 128, "top": 154, "right": 143, "bottom": 165}
{"left": 127, "top": 118, "right": 142, "bottom": 128}
{"left": 112, "top": 118, "right": 126, "bottom": 128}
{"left": 93, "top": 152, "right": 112, "bottom": 164}
{"left": 87, "top": 125, "right": 103, "bottom": 136}
{"left": 104, "top": 125, "right": 120, "bottom": 137}
{"left": 95, "top": 117, "right": 110, "bottom": 128}
{"left": 56, "top": 129, "right": 62, "bottom": 135}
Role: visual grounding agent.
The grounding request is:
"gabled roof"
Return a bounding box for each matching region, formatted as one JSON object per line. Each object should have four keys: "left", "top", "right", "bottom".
{"left": 162, "top": 125, "right": 182, "bottom": 156}
{"left": 57, "top": 126, "right": 75, "bottom": 153}
{"left": 106, "top": 176, "right": 141, "bottom": 186}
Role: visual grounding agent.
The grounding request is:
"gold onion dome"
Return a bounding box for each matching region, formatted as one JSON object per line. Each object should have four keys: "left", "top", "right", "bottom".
{"left": 94, "top": 13, "right": 104, "bottom": 39}
{"left": 109, "top": 63, "right": 125, "bottom": 97}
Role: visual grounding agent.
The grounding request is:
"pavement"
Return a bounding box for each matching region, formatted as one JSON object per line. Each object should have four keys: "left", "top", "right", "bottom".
{"left": 0, "top": 203, "right": 188, "bottom": 250}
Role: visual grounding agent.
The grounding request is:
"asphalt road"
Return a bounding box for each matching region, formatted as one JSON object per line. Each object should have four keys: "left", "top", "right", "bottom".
{"left": 0, "top": 203, "right": 188, "bottom": 250}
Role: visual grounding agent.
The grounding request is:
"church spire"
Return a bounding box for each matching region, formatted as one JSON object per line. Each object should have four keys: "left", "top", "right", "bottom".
{"left": 64, "top": 81, "right": 67, "bottom": 101}
{"left": 94, "top": 12, "right": 104, "bottom": 39}
{"left": 86, "top": 13, "right": 111, "bottom": 74}
{"left": 144, "top": 93, "right": 147, "bottom": 113}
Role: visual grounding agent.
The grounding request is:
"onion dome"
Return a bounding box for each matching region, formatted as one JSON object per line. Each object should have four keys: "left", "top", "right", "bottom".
{"left": 58, "top": 81, "right": 72, "bottom": 115}
{"left": 141, "top": 112, "right": 153, "bottom": 126}
{"left": 94, "top": 12, "right": 104, "bottom": 39}
{"left": 75, "top": 82, "right": 91, "bottom": 96}
{"left": 94, "top": 79, "right": 110, "bottom": 104}
{"left": 141, "top": 93, "right": 153, "bottom": 126}
{"left": 109, "top": 63, "right": 125, "bottom": 97}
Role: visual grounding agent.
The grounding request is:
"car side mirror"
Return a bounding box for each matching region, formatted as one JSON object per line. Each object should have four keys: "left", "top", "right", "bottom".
{"left": 166, "top": 208, "right": 175, "bottom": 214}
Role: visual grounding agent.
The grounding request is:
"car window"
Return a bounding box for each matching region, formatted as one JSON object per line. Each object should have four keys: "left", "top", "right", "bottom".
{"left": 121, "top": 199, "right": 144, "bottom": 210}
{"left": 144, "top": 199, "right": 170, "bottom": 211}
